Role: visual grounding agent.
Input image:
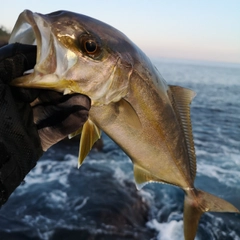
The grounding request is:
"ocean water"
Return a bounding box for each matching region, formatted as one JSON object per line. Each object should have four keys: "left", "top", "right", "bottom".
{"left": 0, "top": 59, "right": 240, "bottom": 240}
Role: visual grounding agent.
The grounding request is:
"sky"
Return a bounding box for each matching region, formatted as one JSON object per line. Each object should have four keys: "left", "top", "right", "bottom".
{"left": 1, "top": 0, "right": 240, "bottom": 64}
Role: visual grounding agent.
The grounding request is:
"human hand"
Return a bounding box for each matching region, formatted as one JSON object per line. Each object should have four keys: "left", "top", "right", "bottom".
{"left": 31, "top": 90, "right": 90, "bottom": 151}
{"left": 0, "top": 43, "right": 90, "bottom": 206}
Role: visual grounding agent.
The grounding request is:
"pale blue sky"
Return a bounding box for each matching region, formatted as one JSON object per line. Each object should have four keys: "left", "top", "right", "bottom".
{"left": 1, "top": 0, "right": 240, "bottom": 64}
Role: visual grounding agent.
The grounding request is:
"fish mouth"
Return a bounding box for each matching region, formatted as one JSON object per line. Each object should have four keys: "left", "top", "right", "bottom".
{"left": 9, "top": 10, "right": 50, "bottom": 73}
{"left": 9, "top": 10, "right": 40, "bottom": 46}
{"left": 9, "top": 10, "right": 78, "bottom": 91}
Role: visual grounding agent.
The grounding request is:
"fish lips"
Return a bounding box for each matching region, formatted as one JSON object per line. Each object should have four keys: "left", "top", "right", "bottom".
{"left": 9, "top": 10, "right": 78, "bottom": 89}
{"left": 9, "top": 10, "right": 49, "bottom": 69}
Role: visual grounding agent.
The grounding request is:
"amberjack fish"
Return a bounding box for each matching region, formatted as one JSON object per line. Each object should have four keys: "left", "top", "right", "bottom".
{"left": 9, "top": 10, "right": 239, "bottom": 240}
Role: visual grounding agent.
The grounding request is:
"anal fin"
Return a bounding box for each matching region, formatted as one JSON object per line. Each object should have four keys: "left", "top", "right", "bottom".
{"left": 134, "top": 164, "right": 162, "bottom": 190}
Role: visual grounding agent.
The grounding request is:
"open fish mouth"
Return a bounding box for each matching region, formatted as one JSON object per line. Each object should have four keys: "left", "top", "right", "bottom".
{"left": 9, "top": 10, "right": 78, "bottom": 92}
{"left": 9, "top": 10, "right": 39, "bottom": 46}
{"left": 9, "top": 10, "right": 51, "bottom": 72}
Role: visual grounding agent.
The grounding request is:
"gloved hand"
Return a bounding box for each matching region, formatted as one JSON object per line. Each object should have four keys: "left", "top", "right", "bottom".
{"left": 0, "top": 43, "right": 90, "bottom": 206}
{"left": 32, "top": 90, "right": 90, "bottom": 151}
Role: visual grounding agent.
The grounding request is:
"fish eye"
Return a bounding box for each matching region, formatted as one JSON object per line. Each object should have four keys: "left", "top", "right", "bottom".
{"left": 84, "top": 40, "right": 97, "bottom": 54}
{"left": 79, "top": 34, "right": 102, "bottom": 58}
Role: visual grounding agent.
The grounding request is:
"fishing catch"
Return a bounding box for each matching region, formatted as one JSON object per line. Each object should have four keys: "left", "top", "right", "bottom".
{"left": 9, "top": 10, "right": 239, "bottom": 240}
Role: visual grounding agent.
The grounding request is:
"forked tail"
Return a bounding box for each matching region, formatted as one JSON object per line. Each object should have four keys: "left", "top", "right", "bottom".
{"left": 183, "top": 189, "right": 239, "bottom": 240}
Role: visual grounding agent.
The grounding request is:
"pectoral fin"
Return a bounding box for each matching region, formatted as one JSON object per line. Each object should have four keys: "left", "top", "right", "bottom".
{"left": 78, "top": 119, "right": 101, "bottom": 168}
{"left": 118, "top": 99, "right": 141, "bottom": 130}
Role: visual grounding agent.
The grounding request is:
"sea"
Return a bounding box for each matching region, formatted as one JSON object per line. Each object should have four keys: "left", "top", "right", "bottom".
{"left": 0, "top": 59, "right": 239, "bottom": 240}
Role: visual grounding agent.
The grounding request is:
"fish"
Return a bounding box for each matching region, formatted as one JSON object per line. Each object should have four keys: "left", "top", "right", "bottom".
{"left": 9, "top": 10, "right": 239, "bottom": 240}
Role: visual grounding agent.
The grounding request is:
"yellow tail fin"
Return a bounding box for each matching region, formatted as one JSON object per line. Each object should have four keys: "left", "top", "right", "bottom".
{"left": 183, "top": 189, "right": 239, "bottom": 240}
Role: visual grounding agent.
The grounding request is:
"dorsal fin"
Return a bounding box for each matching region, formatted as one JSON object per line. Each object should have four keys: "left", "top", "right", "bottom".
{"left": 169, "top": 85, "right": 197, "bottom": 181}
{"left": 78, "top": 119, "right": 101, "bottom": 168}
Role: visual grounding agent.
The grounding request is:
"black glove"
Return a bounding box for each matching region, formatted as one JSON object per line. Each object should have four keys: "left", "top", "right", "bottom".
{"left": 0, "top": 43, "right": 90, "bottom": 206}
{"left": 32, "top": 90, "right": 90, "bottom": 151}
{"left": 0, "top": 43, "right": 41, "bottom": 206}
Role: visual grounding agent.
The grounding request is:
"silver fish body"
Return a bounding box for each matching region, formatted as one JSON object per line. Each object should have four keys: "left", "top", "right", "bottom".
{"left": 9, "top": 10, "right": 239, "bottom": 240}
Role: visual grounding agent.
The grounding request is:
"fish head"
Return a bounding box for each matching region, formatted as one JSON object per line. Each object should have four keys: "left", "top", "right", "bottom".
{"left": 9, "top": 10, "right": 136, "bottom": 105}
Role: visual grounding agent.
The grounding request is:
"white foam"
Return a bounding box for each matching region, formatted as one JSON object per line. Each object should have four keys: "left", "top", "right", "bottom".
{"left": 146, "top": 219, "right": 184, "bottom": 240}
{"left": 74, "top": 197, "right": 89, "bottom": 211}
{"left": 197, "top": 162, "right": 240, "bottom": 187}
{"left": 48, "top": 190, "right": 67, "bottom": 205}
{"left": 139, "top": 188, "right": 155, "bottom": 202}
{"left": 19, "top": 156, "right": 78, "bottom": 190}
{"left": 113, "top": 166, "right": 132, "bottom": 186}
